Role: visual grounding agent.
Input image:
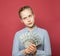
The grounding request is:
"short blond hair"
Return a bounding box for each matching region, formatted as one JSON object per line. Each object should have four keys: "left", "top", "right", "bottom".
{"left": 18, "top": 6, "right": 33, "bottom": 19}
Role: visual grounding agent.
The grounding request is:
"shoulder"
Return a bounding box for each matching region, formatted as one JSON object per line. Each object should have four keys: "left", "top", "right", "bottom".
{"left": 14, "top": 28, "right": 26, "bottom": 36}
{"left": 38, "top": 27, "right": 48, "bottom": 32}
{"left": 37, "top": 27, "right": 49, "bottom": 38}
{"left": 37, "top": 27, "right": 49, "bottom": 34}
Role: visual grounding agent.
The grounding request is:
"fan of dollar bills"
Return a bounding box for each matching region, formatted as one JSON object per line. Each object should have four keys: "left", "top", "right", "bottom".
{"left": 20, "top": 32, "right": 41, "bottom": 48}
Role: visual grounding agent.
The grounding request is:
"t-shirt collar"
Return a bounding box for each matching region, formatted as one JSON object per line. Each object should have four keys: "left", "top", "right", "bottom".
{"left": 25, "top": 25, "right": 38, "bottom": 32}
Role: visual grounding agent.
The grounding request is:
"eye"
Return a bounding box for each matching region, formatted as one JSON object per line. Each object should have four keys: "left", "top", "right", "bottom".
{"left": 28, "top": 15, "right": 32, "bottom": 17}
{"left": 23, "top": 17, "right": 27, "bottom": 20}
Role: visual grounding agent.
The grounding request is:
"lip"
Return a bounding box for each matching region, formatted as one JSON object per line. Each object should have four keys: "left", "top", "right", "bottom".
{"left": 28, "top": 22, "right": 32, "bottom": 25}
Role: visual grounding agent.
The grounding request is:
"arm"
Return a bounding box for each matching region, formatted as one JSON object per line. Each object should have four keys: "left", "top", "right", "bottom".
{"left": 12, "top": 32, "right": 25, "bottom": 56}
{"left": 36, "top": 30, "right": 52, "bottom": 56}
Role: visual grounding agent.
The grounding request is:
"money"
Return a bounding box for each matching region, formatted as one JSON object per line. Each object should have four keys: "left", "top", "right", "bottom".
{"left": 20, "top": 32, "right": 41, "bottom": 48}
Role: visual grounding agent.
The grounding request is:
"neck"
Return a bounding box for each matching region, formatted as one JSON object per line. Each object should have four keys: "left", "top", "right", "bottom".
{"left": 26, "top": 25, "right": 36, "bottom": 31}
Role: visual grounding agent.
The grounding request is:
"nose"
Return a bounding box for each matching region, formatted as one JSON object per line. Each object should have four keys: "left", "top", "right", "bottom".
{"left": 27, "top": 17, "right": 31, "bottom": 22}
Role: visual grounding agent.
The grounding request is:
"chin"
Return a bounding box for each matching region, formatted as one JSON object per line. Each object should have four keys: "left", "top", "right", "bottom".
{"left": 27, "top": 24, "right": 34, "bottom": 28}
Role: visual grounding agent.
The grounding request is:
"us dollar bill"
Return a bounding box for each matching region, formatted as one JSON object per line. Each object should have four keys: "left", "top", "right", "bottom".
{"left": 20, "top": 32, "right": 41, "bottom": 48}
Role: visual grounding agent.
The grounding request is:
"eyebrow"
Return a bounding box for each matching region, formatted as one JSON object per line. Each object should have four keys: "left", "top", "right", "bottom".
{"left": 22, "top": 15, "right": 28, "bottom": 19}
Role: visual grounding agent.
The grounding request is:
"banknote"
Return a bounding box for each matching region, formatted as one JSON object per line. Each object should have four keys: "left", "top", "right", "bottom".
{"left": 20, "top": 32, "right": 41, "bottom": 48}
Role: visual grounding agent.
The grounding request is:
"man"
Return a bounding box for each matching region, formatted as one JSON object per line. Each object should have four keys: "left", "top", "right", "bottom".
{"left": 12, "top": 6, "right": 52, "bottom": 56}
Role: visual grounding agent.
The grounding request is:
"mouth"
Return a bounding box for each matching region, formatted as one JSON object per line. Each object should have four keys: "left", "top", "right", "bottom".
{"left": 28, "top": 22, "right": 32, "bottom": 25}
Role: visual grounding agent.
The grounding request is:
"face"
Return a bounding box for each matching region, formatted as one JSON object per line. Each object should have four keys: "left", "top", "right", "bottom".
{"left": 20, "top": 8, "right": 35, "bottom": 28}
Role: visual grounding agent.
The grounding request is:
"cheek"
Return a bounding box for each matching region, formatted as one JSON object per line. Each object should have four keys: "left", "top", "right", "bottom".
{"left": 23, "top": 21, "right": 28, "bottom": 25}
{"left": 31, "top": 18, "right": 34, "bottom": 22}
{"left": 31, "top": 16, "right": 34, "bottom": 21}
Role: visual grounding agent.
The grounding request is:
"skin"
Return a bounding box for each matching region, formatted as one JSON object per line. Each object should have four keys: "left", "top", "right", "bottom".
{"left": 24, "top": 44, "right": 37, "bottom": 55}
{"left": 20, "top": 8, "right": 37, "bottom": 55}
{"left": 20, "top": 8, "right": 35, "bottom": 31}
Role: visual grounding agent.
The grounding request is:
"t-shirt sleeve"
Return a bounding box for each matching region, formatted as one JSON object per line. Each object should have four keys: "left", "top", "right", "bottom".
{"left": 12, "top": 32, "right": 25, "bottom": 56}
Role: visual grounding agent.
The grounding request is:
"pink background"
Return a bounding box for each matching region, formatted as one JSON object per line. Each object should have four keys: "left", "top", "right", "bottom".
{"left": 0, "top": 0, "right": 60, "bottom": 56}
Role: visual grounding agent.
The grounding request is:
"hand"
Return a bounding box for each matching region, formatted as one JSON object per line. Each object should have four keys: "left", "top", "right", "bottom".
{"left": 23, "top": 43, "right": 37, "bottom": 55}
{"left": 23, "top": 47, "right": 31, "bottom": 55}
{"left": 29, "top": 43, "right": 37, "bottom": 55}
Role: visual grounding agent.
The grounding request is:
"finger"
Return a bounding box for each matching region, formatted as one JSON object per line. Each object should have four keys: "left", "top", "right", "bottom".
{"left": 30, "top": 44, "right": 36, "bottom": 47}
{"left": 29, "top": 46, "right": 35, "bottom": 50}
{"left": 29, "top": 46, "right": 36, "bottom": 52}
{"left": 29, "top": 47, "right": 36, "bottom": 54}
{"left": 29, "top": 47, "right": 34, "bottom": 51}
{"left": 29, "top": 44, "right": 36, "bottom": 49}
{"left": 25, "top": 48, "right": 31, "bottom": 54}
{"left": 29, "top": 45, "right": 37, "bottom": 51}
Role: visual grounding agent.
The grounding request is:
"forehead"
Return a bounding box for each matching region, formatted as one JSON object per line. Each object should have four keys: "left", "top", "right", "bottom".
{"left": 20, "top": 9, "right": 33, "bottom": 18}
